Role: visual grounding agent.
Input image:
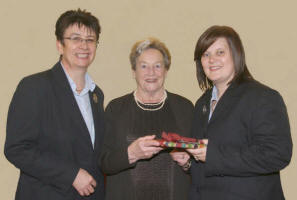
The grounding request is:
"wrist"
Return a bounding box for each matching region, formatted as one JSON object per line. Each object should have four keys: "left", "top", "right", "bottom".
{"left": 182, "top": 160, "right": 191, "bottom": 171}
{"left": 128, "top": 146, "right": 138, "bottom": 164}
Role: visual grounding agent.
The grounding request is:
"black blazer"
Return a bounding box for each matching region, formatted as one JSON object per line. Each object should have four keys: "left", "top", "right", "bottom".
{"left": 189, "top": 80, "right": 292, "bottom": 200}
{"left": 5, "top": 62, "right": 105, "bottom": 200}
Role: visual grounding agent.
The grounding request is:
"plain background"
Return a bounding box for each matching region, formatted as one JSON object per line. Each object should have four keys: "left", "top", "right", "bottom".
{"left": 1, "top": 0, "right": 296, "bottom": 199}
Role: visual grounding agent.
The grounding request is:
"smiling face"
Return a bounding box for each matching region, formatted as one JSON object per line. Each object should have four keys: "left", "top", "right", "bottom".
{"left": 133, "top": 48, "right": 167, "bottom": 96}
{"left": 56, "top": 24, "right": 97, "bottom": 72}
{"left": 201, "top": 37, "right": 235, "bottom": 88}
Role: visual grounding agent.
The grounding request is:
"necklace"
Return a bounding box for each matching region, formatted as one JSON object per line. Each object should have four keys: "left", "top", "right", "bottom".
{"left": 133, "top": 90, "right": 167, "bottom": 111}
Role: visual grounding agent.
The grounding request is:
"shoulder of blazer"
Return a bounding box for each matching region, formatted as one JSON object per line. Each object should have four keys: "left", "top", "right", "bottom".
{"left": 233, "top": 79, "right": 281, "bottom": 99}
{"left": 18, "top": 62, "right": 66, "bottom": 89}
{"left": 15, "top": 66, "right": 54, "bottom": 97}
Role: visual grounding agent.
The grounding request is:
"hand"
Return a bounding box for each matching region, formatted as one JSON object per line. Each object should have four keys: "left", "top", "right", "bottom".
{"left": 187, "top": 139, "right": 208, "bottom": 162}
{"left": 72, "top": 168, "right": 97, "bottom": 196}
{"left": 128, "top": 135, "right": 163, "bottom": 164}
{"left": 170, "top": 149, "right": 190, "bottom": 167}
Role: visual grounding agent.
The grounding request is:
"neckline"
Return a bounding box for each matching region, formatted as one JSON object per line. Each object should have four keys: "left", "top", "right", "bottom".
{"left": 133, "top": 90, "right": 167, "bottom": 111}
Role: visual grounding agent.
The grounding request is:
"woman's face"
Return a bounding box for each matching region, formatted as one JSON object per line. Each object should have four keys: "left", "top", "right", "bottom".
{"left": 201, "top": 37, "right": 235, "bottom": 88}
{"left": 133, "top": 48, "right": 167, "bottom": 95}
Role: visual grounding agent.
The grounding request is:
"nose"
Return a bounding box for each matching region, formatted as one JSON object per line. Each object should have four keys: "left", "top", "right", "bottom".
{"left": 147, "top": 66, "right": 155, "bottom": 75}
{"left": 208, "top": 54, "right": 215, "bottom": 63}
{"left": 79, "top": 39, "right": 88, "bottom": 49}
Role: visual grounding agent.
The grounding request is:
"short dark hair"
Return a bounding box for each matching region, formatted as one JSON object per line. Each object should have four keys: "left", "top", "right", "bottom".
{"left": 194, "top": 25, "right": 253, "bottom": 91}
{"left": 55, "top": 8, "right": 101, "bottom": 43}
{"left": 130, "top": 37, "right": 171, "bottom": 71}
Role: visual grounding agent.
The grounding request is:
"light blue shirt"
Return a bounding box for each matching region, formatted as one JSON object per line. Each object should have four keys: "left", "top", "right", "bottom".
{"left": 209, "top": 86, "right": 218, "bottom": 121}
{"left": 61, "top": 63, "right": 96, "bottom": 148}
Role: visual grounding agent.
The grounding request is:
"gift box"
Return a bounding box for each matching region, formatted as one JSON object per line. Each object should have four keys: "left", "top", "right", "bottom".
{"left": 156, "top": 131, "right": 206, "bottom": 149}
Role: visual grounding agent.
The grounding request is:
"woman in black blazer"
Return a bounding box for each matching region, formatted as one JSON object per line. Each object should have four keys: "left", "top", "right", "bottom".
{"left": 184, "top": 25, "right": 292, "bottom": 200}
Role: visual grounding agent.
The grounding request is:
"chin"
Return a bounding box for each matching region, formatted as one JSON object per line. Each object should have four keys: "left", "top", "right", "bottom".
{"left": 76, "top": 62, "right": 91, "bottom": 68}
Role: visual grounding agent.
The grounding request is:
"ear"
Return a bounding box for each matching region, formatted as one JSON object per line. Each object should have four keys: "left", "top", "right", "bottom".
{"left": 56, "top": 40, "right": 64, "bottom": 55}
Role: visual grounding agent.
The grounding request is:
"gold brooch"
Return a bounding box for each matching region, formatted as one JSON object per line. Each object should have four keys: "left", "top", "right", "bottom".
{"left": 93, "top": 93, "right": 98, "bottom": 103}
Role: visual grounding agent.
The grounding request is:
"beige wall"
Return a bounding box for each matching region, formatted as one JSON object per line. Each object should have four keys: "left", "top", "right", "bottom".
{"left": 1, "top": 0, "right": 296, "bottom": 199}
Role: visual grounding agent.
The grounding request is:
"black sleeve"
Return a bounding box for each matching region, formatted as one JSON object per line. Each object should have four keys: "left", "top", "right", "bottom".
{"left": 100, "top": 102, "right": 136, "bottom": 175}
{"left": 4, "top": 77, "right": 79, "bottom": 193}
{"left": 205, "top": 90, "right": 292, "bottom": 177}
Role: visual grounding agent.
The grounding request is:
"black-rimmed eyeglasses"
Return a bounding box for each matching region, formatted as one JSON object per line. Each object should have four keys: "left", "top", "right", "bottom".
{"left": 63, "top": 36, "right": 98, "bottom": 46}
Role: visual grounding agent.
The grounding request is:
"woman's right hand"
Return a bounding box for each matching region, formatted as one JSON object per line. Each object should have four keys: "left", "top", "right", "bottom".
{"left": 186, "top": 139, "right": 208, "bottom": 162}
{"left": 128, "top": 135, "right": 163, "bottom": 164}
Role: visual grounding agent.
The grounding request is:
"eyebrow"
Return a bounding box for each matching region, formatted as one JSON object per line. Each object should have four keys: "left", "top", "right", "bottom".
{"left": 138, "top": 61, "right": 164, "bottom": 66}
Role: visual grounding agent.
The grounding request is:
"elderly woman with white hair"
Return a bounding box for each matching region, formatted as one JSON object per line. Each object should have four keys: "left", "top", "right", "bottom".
{"left": 100, "top": 38, "right": 193, "bottom": 200}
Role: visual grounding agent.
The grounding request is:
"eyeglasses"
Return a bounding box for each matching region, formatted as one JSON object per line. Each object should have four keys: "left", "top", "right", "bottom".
{"left": 63, "top": 36, "right": 98, "bottom": 46}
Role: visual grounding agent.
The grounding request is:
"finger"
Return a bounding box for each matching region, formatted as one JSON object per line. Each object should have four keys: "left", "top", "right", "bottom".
{"left": 142, "top": 146, "right": 159, "bottom": 151}
{"left": 151, "top": 148, "right": 162, "bottom": 155}
{"left": 81, "top": 189, "right": 89, "bottom": 196}
{"left": 171, "top": 152, "right": 184, "bottom": 158}
{"left": 84, "top": 189, "right": 90, "bottom": 196}
{"left": 91, "top": 179, "right": 97, "bottom": 188}
{"left": 78, "top": 190, "right": 84, "bottom": 196}
{"left": 142, "top": 146, "right": 162, "bottom": 154}
{"left": 150, "top": 148, "right": 163, "bottom": 155}
{"left": 186, "top": 148, "right": 199, "bottom": 155}
{"left": 88, "top": 185, "right": 95, "bottom": 194}
{"left": 142, "top": 140, "right": 160, "bottom": 147}
{"left": 194, "top": 155, "right": 199, "bottom": 161}
{"left": 141, "top": 135, "right": 156, "bottom": 140}
{"left": 176, "top": 152, "right": 188, "bottom": 157}
{"left": 184, "top": 153, "right": 190, "bottom": 159}
{"left": 202, "top": 139, "right": 208, "bottom": 145}
{"left": 155, "top": 147, "right": 163, "bottom": 152}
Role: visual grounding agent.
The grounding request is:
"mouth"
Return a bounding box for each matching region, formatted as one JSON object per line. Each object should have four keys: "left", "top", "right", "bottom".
{"left": 76, "top": 53, "right": 90, "bottom": 59}
{"left": 209, "top": 66, "right": 221, "bottom": 71}
{"left": 145, "top": 78, "right": 158, "bottom": 83}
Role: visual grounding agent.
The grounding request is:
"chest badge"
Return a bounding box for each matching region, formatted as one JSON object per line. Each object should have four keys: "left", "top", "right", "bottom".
{"left": 93, "top": 93, "right": 98, "bottom": 104}
{"left": 202, "top": 105, "right": 207, "bottom": 114}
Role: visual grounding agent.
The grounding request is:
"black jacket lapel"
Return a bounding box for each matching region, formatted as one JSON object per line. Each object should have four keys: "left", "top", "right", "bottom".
{"left": 49, "top": 62, "right": 93, "bottom": 148}
{"left": 192, "top": 90, "right": 212, "bottom": 138}
{"left": 208, "top": 83, "right": 241, "bottom": 125}
{"left": 89, "top": 89, "right": 102, "bottom": 151}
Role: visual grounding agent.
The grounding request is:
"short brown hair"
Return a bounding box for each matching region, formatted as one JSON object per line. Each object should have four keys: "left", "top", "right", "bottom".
{"left": 55, "top": 8, "right": 101, "bottom": 43}
{"left": 194, "top": 25, "right": 253, "bottom": 91}
{"left": 130, "top": 37, "right": 171, "bottom": 70}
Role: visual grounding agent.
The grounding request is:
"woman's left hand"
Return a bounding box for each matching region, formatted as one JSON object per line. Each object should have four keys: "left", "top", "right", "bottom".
{"left": 187, "top": 139, "right": 208, "bottom": 162}
{"left": 170, "top": 149, "right": 190, "bottom": 167}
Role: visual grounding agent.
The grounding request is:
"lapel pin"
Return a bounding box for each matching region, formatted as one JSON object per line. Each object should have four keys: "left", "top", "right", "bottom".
{"left": 202, "top": 105, "right": 207, "bottom": 114}
{"left": 93, "top": 93, "right": 98, "bottom": 103}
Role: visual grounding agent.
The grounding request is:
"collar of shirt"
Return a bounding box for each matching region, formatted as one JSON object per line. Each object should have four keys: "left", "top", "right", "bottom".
{"left": 210, "top": 85, "right": 218, "bottom": 103}
{"left": 60, "top": 62, "right": 96, "bottom": 96}
{"left": 208, "top": 86, "right": 218, "bottom": 120}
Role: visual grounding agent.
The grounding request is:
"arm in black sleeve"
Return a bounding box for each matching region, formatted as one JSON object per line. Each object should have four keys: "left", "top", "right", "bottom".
{"left": 5, "top": 78, "right": 79, "bottom": 193}
{"left": 100, "top": 103, "right": 136, "bottom": 175}
{"left": 205, "top": 90, "right": 292, "bottom": 177}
